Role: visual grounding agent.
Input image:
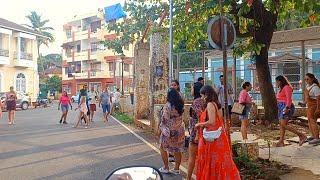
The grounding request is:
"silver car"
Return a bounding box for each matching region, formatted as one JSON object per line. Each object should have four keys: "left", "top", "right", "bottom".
{"left": 0, "top": 92, "right": 30, "bottom": 110}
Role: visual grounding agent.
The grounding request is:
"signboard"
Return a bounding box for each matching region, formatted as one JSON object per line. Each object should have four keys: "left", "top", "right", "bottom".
{"left": 207, "top": 16, "right": 236, "bottom": 50}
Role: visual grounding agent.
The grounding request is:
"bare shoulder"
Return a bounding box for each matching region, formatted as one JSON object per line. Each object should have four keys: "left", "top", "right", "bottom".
{"left": 207, "top": 102, "right": 217, "bottom": 112}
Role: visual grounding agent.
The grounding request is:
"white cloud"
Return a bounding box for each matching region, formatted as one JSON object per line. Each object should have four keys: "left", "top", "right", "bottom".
{"left": 0, "top": 0, "right": 124, "bottom": 55}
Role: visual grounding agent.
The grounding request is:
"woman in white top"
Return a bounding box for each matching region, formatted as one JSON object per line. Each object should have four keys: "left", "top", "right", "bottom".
{"left": 304, "top": 73, "right": 320, "bottom": 144}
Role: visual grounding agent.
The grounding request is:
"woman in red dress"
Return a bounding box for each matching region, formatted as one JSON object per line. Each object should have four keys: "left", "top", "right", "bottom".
{"left": 195, "top": 85, "right": 240, "bottom": 180}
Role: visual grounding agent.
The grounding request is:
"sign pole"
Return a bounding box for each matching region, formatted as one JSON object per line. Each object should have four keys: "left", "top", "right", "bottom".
{"left": 219, "top": 0, "right": 232, "bottom": 147}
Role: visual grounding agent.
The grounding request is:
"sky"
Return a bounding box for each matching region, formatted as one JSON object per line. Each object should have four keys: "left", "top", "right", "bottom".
{"left": 0, "top": 0, "right": 125, "bottom": 55}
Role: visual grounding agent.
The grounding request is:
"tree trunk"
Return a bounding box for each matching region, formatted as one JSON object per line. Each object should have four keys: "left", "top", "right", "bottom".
{"left": 255, "top": 46, "right": 278, "bottom": 122}
{"left": 255, "top": 14, "right": 278, "bottom": 123}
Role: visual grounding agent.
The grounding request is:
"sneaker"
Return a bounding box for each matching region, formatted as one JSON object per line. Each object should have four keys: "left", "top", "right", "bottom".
{"left": 59, "top": 119, "right": 62, "bottom": 124}
{"left": 84, "top": 126, "right": 88, "bottom": 129}
{"left": 170, "top": 169, "right": 180, "bottom": 175}
{"left": 63, "top": 121, "right": 68, "bottom": 124}
{"left": 158, "top": 167, "right": 169, "bottom": 174}
{"left": 309, "top": 139, "right": 320, "bottom": 145}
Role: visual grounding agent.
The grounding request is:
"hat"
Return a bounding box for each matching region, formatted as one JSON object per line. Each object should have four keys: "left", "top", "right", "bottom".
{"left": 197, "top": 77, "right": 204, "bottom": 81}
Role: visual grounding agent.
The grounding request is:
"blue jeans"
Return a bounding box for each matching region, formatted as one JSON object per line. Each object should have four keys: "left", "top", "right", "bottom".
{"left": 277, "top": 102, "right": 295, "bottom": 120}
{"left": 102, "top": 104, "right": 110, "bottom": 113}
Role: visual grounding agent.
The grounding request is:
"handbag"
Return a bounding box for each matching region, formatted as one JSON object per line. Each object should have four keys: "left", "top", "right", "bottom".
{"left": 203, "top": 127, "right": 222, "bottom": 142}
{"left": 231, "top": 102, "right": 245, "bottom": 115}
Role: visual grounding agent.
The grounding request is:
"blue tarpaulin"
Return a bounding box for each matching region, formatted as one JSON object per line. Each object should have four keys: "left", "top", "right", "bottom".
{"left": 104, "top": 3, "right": 126, "bottom": 22}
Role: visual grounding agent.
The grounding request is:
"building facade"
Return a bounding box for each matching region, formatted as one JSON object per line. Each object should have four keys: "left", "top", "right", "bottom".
{"left": 61, "top": 9, "right": 134, "bottom": 96}
{"left": 0, "top": 18, "right": 41, "bottom": 101}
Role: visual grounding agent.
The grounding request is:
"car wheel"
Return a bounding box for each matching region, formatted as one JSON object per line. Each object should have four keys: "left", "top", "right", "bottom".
{"left": 21, "top": 102, "right": 29, "bottom": 110}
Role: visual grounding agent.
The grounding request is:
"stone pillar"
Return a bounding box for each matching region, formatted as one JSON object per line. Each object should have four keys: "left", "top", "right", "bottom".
{"left": 149, "top": 33, "right": 169, "bottom": 130}
{"left": 134, "top": 42, "right": 151, "bottom": 121}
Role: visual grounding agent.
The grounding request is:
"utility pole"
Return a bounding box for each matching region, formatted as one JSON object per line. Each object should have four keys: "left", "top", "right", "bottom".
{"left": 121, "top": 54, "right": 125, "bottom": 95}
{"left": 169, "top": 0, "right": 173, "bottom": 83}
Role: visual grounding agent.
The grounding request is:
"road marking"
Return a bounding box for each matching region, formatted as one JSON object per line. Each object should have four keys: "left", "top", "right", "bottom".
{"left": 111, "top": 116, "right": 196, "bottom": 180}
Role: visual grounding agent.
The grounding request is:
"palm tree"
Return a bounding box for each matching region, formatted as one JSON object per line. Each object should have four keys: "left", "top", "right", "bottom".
{"left": 25, "top": 11, "right": 55, "bottom": 72}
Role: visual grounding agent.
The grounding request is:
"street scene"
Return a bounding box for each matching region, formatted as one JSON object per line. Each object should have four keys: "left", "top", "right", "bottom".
{"left": 0, "top": 103, "right": 182, "bottom": 180}
{"left": 0, "top": 0, "right": 320, "bottom": 179}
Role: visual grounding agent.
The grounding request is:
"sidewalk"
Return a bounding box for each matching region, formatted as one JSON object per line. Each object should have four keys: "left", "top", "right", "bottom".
{"left": 231, "top": 132, "right": 320, "bottom": 175}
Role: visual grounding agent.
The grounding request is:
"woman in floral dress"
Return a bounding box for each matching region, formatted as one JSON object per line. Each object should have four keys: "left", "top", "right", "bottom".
{"left": 159, "top": 88, "right": 185, "bottom": 175}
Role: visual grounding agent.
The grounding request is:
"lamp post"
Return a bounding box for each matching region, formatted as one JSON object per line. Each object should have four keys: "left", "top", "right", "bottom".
{"left": 120, "top": 54, "right": 125, "bottom": 95}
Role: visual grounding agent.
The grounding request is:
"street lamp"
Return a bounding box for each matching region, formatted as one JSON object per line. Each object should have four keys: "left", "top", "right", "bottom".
{"left": 120, "top": 54, "right": 125, "bottom": 95}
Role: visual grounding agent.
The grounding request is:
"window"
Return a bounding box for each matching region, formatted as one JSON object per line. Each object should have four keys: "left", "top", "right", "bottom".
{"left": 0, "top": 34, "right": 2, "bottom": 49}
{"left": 62, "top": 86, "right": 71, "bottom": 94}
{"left": 20, "top": 38, "right": 26, "bottom": 52}
{"left": 16, "top": 73, "right": 26, "bottom": 92}
{"left": 283, "top": 62, "right": 300, "bottom": 90}
{"left": 108, "top": 62, "right": 114, "bottom": 71}
{"left": 65, "top": 48, "right": 72, "bottom": 57}
{"left": 124, "top": 64, "right": 129, "bottom": 71}
{"left": 312, "top": 48, "right": 320, "bottom": 61}
{"left": 66, "top": 30, "right": 71, "bottom": 38}
{"left": 76, "top": 44, "right": 81, "bottom": 52}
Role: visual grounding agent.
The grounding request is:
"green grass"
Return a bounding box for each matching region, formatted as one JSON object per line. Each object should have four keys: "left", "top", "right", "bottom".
{"left": 112, "top": 112, "right": 134, "bottom": 124}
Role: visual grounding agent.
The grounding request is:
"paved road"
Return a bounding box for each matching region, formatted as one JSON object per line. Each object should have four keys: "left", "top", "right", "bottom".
{"left": 0, "top": 103, "right": 183, "bottom": 180}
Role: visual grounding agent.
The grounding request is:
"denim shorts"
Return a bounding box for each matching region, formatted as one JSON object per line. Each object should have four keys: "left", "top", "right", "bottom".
{"left": 277, "top": 102, "right": 295, "bottom": 120}
{"left": 239, "top": 105, "right": 251, "bottom": 120}
{"left": 61, "top": 104, "right": 69, "bottom": 112}
{"left": 102, "top": 104, "right": 110, "bottom": 113}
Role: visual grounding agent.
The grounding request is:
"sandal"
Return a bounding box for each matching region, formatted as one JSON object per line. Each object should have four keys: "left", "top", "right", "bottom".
{"left": 299, "top": 136, "right": 307, "bottom": 146}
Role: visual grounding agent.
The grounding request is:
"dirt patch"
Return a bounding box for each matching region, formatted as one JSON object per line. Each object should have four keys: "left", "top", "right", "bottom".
{"left": 249, "top": 121, "right": 310, "bottom": 142}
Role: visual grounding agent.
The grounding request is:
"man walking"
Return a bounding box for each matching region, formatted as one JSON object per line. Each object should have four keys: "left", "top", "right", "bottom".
{"left": 88, "top": 87, "right": 98, "bottom": 122}
{"left": 216, "top": 75, "right": 234, "bottom": 117}
{"left": 99, "top": 87, "right": 112, "bottom": 123}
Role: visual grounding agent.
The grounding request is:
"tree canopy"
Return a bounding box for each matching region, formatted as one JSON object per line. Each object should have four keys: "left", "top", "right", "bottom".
{"left": 104, "top": 0, "right": 319, "bottom": 121}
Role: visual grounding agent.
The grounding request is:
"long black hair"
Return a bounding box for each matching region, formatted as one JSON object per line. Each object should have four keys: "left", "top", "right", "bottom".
{"left": 200, "top": 85, "right": 221, "bottom": 109}
{"left": 167, "top": 88, "right": 184, "bottom": 115}
{"left": 193, "top": 82, "right": 203, "bottom": 99}
{"left": 275, "top": 75, "right": 292, "bottom": 91}
{"left": 306, "top": 73, "right": 320, "bottom": 86}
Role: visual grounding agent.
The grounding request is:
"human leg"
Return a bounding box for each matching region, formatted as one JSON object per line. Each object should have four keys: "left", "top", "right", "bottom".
{"left": 187, "top": 143, "right": 197, "bottom": 180}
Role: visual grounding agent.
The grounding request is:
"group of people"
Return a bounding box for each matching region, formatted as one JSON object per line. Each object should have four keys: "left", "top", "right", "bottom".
{"left": 158, "top": 77, "right": 240, "bottom": 179}
{"left": 157, "top": 73, "right": 320, "bottom": 179}
{"left": 58, "top": 85, "right": 122, "bottom": 128}
{"left": 236, "top": 73, "right": 320, "bottom": 146}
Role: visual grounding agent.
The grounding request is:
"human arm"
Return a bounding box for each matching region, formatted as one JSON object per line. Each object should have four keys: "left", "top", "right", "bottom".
{"left": 284, "top": 86, "right": 293, "bottom": 108}
{"left": 58, "top": 97, "right": 61, "bottom": 110}
{"left": 68, "top": 98, "right": 72, "bottom": 110}
{"left": 195, "top": 102, "right": 217, "bottom": 128}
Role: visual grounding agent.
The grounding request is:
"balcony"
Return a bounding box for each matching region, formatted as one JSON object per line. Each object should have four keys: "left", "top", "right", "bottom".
{"left": 14, "top": 51, "right": 34, "bottom": 68}
{"left": 63, "top": 70, "right": 114, "bottom": 80}
{"left": 0, "top": 49, "right": 10, "bottom": 65}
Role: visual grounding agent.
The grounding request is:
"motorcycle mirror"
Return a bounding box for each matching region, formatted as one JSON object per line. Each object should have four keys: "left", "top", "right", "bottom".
{"left": 106, "top": 166, "right": 163, "bottom": 180}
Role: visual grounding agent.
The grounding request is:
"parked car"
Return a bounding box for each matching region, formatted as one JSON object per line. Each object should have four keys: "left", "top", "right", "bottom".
{"left": 71, "top": 93, "right": 80, "bottom": 103}
{"left": 0, "top": 92, "right": 30, "bottom": 110}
